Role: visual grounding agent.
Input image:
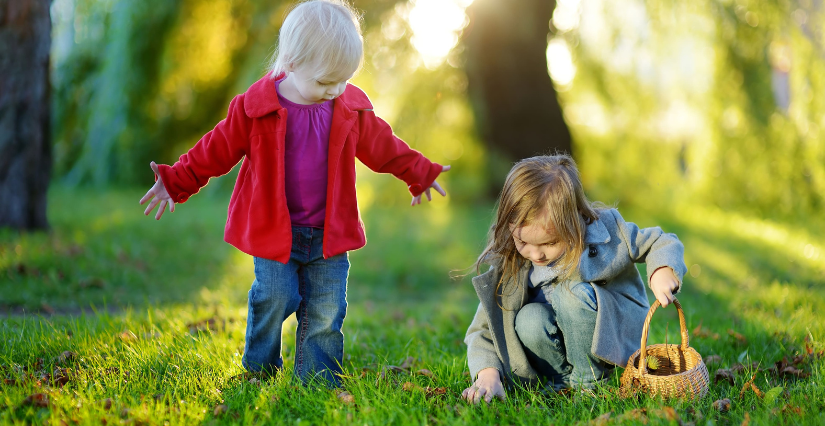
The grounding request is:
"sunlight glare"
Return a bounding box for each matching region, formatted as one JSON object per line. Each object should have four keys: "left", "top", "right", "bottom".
{"left": 546, "top": 37, "right": 576, "bottom": 87}
{"left": 553, "top": 0, "right": 581, "bottom": 32}
{"left": 407, "top": 0, "right": 473, "bottom": 69}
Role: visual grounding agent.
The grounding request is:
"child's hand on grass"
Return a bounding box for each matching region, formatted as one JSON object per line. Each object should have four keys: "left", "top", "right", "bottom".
{"left": 411, "top": 165, "right": 451, "bottom": 206}
{"left": 461, "top": 367, "right": 506, "bottom": 404}
{"left": 650, "top": 266, "right": 679, "bottom": 307}
{"left": 139, "top": 161, "right": 175, "bottom": 220}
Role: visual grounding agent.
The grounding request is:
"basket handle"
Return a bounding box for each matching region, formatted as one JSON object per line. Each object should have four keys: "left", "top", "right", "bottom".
{"left": 637, "top": 298, "right": 689, "bottom": 375}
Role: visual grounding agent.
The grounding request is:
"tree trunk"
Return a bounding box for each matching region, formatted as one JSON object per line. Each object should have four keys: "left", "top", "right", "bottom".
{"left": 0, "top": 0, "right": 52, "bottom": 230}
{"left": 463, "top": 0, "right": 572, "bottom": 164}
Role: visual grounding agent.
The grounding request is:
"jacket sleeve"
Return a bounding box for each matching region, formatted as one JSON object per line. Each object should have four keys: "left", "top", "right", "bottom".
{"left": 464, "top": 302, "right": 504, "bottom": 380}
{"left": 354, "top": 111, "right": 443, "bottom": 197}
{"left": 155, "top": 95, "right": 252, "bottom": 204}
{"left": 610, "top": 209, "right": 688, "bottom": 292}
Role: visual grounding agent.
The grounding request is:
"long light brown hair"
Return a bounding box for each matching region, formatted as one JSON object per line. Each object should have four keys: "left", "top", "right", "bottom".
{"left": 473, "top": 154, "right": 602, "bottom": 297}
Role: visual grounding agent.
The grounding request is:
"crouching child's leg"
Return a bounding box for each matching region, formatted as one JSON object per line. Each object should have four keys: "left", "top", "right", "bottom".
{"left": 551, "top": 282, "right": 614, "bottom": 389}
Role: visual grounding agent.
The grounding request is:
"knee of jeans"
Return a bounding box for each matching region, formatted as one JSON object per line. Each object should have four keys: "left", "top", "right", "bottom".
{"left": 556, "top": 282, "right": 598, "bottom": 312}
{"left": 251, "top": 280, "right": 301, "bottom": 312}
{"left": 515, "top": 304, "right": 550, "bottom": 345}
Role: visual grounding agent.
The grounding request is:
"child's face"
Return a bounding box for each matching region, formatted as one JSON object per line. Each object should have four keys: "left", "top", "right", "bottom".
{"left": 509, "top": 220, "right": 567, "bottom": 267}
{"left": 284, "top": 63, "right": 353, "bottom": 105}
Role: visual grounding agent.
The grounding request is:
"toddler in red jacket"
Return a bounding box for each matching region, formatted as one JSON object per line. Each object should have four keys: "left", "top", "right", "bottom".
{"left": 139, "top": 0, "right": 449, "bottom": 387}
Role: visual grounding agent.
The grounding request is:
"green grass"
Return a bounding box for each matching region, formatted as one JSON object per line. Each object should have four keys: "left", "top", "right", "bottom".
{"left": 1, "top": 186, "right": 824, "bottom": 425}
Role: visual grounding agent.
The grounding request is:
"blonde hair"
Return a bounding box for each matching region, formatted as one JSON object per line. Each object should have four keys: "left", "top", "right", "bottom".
{"left": 268, "top": 0, "right": 364, "bottom": 81}
{"left": 474, "top": 154, "right": 602, "bottom": 297}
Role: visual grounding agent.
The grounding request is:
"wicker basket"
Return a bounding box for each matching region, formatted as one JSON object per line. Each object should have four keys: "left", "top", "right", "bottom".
{"left": 620, "top": 299, "right": 709, "bottom": 400}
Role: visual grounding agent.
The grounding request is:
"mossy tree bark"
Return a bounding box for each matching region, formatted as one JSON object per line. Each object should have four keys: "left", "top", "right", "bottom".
{"left": 464, "top": 0, "right": 572, "bottom": 171}
{"left": 0, "top": 0, "right": 52, "bottom": 230}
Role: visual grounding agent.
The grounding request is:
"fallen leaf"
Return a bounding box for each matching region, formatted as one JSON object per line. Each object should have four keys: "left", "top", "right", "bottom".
{"left": 214, "top": 405, "right": 228, "bottom": 416}
{"left": 656, "top": 407, "right": 679, "bottom": 422}
{"left": 79, "top": 278, "right": 106, "bottom": 289}
{"left": 590, "top": 412, "right": 612, "bottom": 426}
{"left": 686, "top": 407, "right": 704, "bottom": 421}
{"left": 119, "top": 331, "right": 137, "bottom": 341}
{"left": 704, "top": 355, "right": 722, "bottom": 365}
{"left": 731, "top": 362, "right": 760, "bottom": 374}
{"left": 52, "top": 367, "right": 71, "bottom": 387}
{"left": 618, "top": 408, "right": 649, "bottom": 424}
{"left": 713, "top": 398, "right": 732, "bottom": 412}
{"left": 424, "top": 386, "right": 448, "bottom": 399}
{"left": 337, "top": 391, "right": 355, "bottom": 404}
{"left": 728, "top": 329, "right": 748, "bottom": 345}
{"left": 103, "top": 398, "right": 112, "bottom": 411}
{"left": 692, "top": 323, "right": 719, "bottom": 339}
{"left": 187, "top": 317, "right": 230, "bottom": 335}
{"left": 780, "top": 366, "right": 810, "bottom": 378}
{"left": 740, "top": 412, "right": 751, "bottom": 426}
{"left": 399, "top": 356, "right": 415, "bottom": 370}
{"left": 772, "top": 404, "right": 804, "bottom": 416}
{"left": 715, "top": 368, "right": 735, "bottom": 386}
{"left": 56, "top": 351, "right": 76, "bottom": 366}
{"left": 21, "top": 393, "right": 50, "bottom": 408}
{"left": 739, "top": 374, "right": 762, "bottom": 399}
{"left": 41, "top": 303, "right": 55, "bottom": 315}
{"left": 416, "top": 369, "right": 434, "bottom": 378}
{"left": 402, "top": 381, "right": 422, "bottom": 392}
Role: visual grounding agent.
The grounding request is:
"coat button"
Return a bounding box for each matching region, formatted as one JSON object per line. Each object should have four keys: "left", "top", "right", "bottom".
{"left": 409, "top": 183, "right": 423, "bottom": 194}
{"left": 588, "top": 245, "right": 597, "bottom": 257}
{"left": 177, "top": 193, "right": 189, "bottom": 203}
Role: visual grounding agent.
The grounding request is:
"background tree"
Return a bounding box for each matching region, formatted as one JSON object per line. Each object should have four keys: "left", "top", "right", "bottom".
{"left": 0, "top": 0, "right": 52, "bottom": 230}
{"left": 463, "top": 0, "right": 572, "bottom": 166}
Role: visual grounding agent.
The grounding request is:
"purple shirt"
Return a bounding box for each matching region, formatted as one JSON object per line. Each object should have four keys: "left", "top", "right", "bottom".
{"left": 275, "top": 78, "right": 332, "bottom": 228}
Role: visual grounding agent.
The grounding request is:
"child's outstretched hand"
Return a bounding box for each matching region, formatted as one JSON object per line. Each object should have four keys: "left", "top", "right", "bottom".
{"left": 461, "top": 367, "right": 506, "bottom": 404}
{"left": 650, "top": 266, "right": 679, "bottom": 307}
{"left": 411, "top": 165, "right": 451, "bottom": 206}
{"left": 139, "top": 161, "right": 175, "bottom": 220}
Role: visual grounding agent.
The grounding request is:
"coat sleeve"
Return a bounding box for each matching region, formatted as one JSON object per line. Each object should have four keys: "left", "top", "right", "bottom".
{"left": 155, "top": 95, "right": 252, "bottom": 204}
{"left": 464, "top": 302, "right": 504, "bottom": 379}
{"left": 354, "top": 111, "right": 443, "bottom": 197}
{"left": 609, "top": 209, "right": 688, "bottom": 292}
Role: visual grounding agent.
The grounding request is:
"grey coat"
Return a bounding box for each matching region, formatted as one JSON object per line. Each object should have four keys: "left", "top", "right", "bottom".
{"left": 464, "top": 208, "right": 687, "bottom": 385}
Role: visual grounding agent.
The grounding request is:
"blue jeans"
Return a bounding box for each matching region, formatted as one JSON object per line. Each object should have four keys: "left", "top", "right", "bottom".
{"left": 242, "top": 227, "right": 349, "bottom": 386}
{"left": 515, "top": 282, "right": 613, "bottom": 390}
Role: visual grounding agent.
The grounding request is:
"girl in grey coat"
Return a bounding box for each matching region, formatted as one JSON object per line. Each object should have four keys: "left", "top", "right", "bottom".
{"left": 462, "top": 155, "right": 687, "bottom": 403}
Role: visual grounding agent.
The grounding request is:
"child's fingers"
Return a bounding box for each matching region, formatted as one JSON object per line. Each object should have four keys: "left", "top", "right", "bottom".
{"left": 474, "top": 387, "right": 488, "bottom": 404}
{"left": 155, "top": 200, "right": 167, "bottom": 220}
{"left": 139, "top": 190, "right": 153, "bottom": 205}
{"left": 144, "top": 198, "right": 161, "bottom": 216}
{"left": 656, "top": 290, "right": 672, "bottom": 307}
{"left": 425, "top": 188, "right": 432, "bottom": 201}
{"left": 169, "top": 199, "right": 175, "bottom": 212}
{"left": 432, "top": 181, "right": 447, "bottom": 197}
{"left": 441, "top": 165, "right": 451, "bottom": 172}
{"left": 150, "top": 161, "right": 160, "bottom": 175}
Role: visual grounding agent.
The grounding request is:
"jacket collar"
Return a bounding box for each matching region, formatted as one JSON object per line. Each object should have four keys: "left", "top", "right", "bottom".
{"left": 244, "top": 72, "right": 373, "bottom": 118}
{"left": 584, "top": 215, "right": 611, "bottom": 245}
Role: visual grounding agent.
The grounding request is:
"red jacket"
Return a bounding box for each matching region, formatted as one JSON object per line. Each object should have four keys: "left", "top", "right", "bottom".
{"left": 157, "top": 74, "right": 442, "bottom": 263}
